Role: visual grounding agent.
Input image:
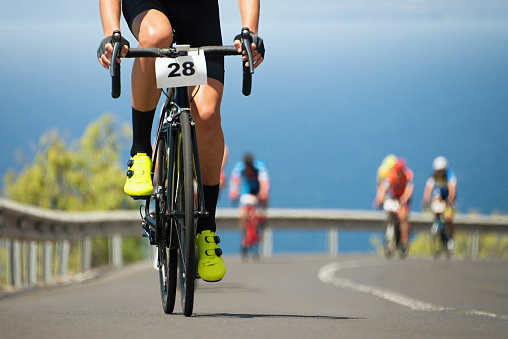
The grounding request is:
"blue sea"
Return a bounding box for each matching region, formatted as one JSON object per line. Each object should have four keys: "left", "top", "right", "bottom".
{"left": 0, "top": 1, "right": 506, "bottom": 257}
{"left": 217, "top": 229, "right": 384, "bottom": 256}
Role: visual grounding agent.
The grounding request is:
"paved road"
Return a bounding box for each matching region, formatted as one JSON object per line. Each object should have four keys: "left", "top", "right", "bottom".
{"left": 1, "top": 255, "right": 507, "bottom": 339}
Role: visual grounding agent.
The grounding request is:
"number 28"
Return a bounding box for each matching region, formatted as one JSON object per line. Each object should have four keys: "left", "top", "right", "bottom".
{"left": 167, "top": 61, "right": 196, "bottom": 77}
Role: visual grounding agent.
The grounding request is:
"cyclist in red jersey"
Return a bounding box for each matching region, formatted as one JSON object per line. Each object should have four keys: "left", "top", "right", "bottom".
{"left": 375, "top": 158, "right": 414, "bottom": 253}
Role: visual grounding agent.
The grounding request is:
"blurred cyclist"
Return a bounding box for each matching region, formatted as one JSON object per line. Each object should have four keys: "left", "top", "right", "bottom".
{"left": 375, "top": 158, "right": 414, "bottom": 254}
{"left": 229, "top": 153, "right": 270, "bottom": 253}
{"left": 423, "top": 156, "right": 457, "bottom": 252}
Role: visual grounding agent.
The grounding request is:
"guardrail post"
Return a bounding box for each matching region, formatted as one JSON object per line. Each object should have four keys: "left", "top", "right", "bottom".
{"left": 471, "top": 230, "right": 479, "bottom": 259}
{"left": 43, "top": 241, "right": 53, "bottom": 283}
{"left": 0, "top": 240, "right": 8, "bottom": 287}
{"left": 110, "top": 234, "right": 122, "bottom": 268}
{"left": 328, "top": 228, "right": 339, "bottom": 256}
{"left": 54, "top": 241, "right": 61, "bottom": 278}
{"left": 61, "top": 240, "right": 70, "bottom": 276}
{"left": 82, "top": 237, "right": 92, "bottom": 272}
{"left": 28, "top": 241, "right": 38, "bottom": 286}
{"left": 261, "top": 227, "right": 273, "bottom": 258}
{"left": 11, "top": 240, "right": 22, "bottom": 288}
{"left": 7, "top": 240, "right": 13, "bottom": 287}
{"left": 22, "top": 241, "right": 28, "bottom": 286}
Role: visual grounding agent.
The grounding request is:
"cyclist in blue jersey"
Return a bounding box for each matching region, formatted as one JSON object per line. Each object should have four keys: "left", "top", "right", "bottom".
{"left": 97, "top": 0, "right": 265, "bottom": 283}
{"left": 423, "top": 156, "right": 457, "bottom": 252}
{"left": 229, "top": 153, "right": 270, "bottom": 252}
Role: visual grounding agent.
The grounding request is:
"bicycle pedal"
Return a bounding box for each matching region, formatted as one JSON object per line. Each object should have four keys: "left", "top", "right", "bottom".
{"left": 130, "top": 195, "right": 152, "bottom": 200}
{"left": 142, "top": 227, "right": 157, "bottom": 245}
{"left": 142, "top": 229, "right": 149, "bottom": 237}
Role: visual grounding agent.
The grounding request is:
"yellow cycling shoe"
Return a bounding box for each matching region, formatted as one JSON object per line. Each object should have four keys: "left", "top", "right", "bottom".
{"left": 196, "top": 230, "right": 226, "bottom": 282}
{"left": 123, "top": 153, "right": 153, "bottom": 199}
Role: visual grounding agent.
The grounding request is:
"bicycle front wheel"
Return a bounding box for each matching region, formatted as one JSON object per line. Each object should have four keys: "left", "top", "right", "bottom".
{"left": 156, "top": 137, "right": 177, "bottom": 314}
{"left": 170, "top": 111, "right": 196, "bottom": 317}
{"left": 429, "top": 221, "right": 444, "bottom": 259}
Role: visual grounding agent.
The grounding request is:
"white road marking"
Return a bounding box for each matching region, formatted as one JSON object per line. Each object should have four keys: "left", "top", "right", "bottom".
{"left": 318, "top": 261, "right": 451, "bottom": 311}
{"left": 318, "top": 260, "right": 507, "bottom": 320}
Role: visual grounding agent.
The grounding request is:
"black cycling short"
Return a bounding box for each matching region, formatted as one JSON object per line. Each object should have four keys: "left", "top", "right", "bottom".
{"left": 122, "top": 0, "right": 224, "bottom": 84}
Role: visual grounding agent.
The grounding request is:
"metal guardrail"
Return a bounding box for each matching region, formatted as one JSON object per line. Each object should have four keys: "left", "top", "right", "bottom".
{"left": 216, "top": 208, "right": 508, "bottom": 257}
{"left": 1, "top": 198, "right": 508, "bottom": 290}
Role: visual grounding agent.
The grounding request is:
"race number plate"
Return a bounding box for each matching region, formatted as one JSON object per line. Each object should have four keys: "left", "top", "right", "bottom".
{"left": 155, "top": 50, "right": 207, "bottom": 88}
{"left": 431, "top": 200, "right": 446, "bottom": 214}
{"left": 383, "top": 199, "right": 400, "bottom": 212}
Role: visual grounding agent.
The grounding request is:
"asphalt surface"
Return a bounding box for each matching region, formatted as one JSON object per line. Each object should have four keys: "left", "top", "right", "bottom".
{"left": 1, "top": 255, "right": 507, "bottom": 339}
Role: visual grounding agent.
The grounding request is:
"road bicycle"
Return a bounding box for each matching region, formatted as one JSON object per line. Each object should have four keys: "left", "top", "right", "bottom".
{"left": 382, "top": 199, "right": 408, "bottom": 259}
{"left": 109, "top": 28, "right": 255, "bottom": 316}
{"left": 238, "top": 194, "right": 265, "bottom": 259}
{"left": 428, "top": 198, "right": 453, "bottom": 259}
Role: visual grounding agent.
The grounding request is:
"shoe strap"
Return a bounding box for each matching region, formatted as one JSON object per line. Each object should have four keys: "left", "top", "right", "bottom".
{"left": 126, "top": 169, "right": 149, "bottom": 178}
{"left": 205, "top": 235, "right": 220, "bottom": 244}
{"left": 205, "top": 248, "right": 223, "bottom": 257}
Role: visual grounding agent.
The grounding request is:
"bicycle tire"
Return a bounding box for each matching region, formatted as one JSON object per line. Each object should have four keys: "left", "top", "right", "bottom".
{"left": 157, "top": 137, "right": 177, "bottom": 314}
{"left": 429, "top": 219, "right": 444, "bottom": 259}
{"left": 172, "top": 112, "right": 196, "bottom": 317}
{"left": 384, "top": 216, "right": 397, "bottom": 259}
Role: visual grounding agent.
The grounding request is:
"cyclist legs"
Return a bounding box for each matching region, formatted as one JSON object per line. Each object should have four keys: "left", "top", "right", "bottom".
{"left": 238, "top": 205, "right": 248, "bottom": 232}
{"left": 444, "top": 207, "right": 455, "bottom": 238}
{"left": 190, "top": 80, "right": 224, "bottom": 234}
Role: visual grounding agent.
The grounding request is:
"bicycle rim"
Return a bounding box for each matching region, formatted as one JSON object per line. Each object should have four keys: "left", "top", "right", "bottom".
{"left": 173, "top": 112, "right": 196, "bottom": 317}
{"left": 157, "top": 137, "right": 177, "bottom": 314}
{"left": 159, "top": 246, "right": 177, "bottom": 313}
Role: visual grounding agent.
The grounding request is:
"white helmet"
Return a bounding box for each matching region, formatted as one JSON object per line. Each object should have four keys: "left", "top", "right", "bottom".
{"left": 432, "top": 156, "right": 448, "bottom": 171}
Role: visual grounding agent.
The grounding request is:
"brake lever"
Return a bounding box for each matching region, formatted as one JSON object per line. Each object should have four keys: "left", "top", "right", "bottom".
{"left": 241, "top": 27, "right": 254, "bottom": 75}
{"left": 110, "top": 31, "right": 122, "bottom": 77}
{"left": 110, "top": 30, "right": 122, "bottom": 98}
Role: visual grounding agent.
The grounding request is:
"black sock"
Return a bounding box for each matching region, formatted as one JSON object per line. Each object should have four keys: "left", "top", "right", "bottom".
{"left": 197, "top": 184, "right": 220, "bottom": 234}
{"left": 130, "top": 108, "right": 156, "bottom": 158}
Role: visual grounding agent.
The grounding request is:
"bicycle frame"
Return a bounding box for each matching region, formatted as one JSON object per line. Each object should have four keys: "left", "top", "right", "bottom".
{"left": 108, "top": 28, "right": 256, "bottom": 316}
{"left": 142, "top": 86, "right": 207, "bottom": 246}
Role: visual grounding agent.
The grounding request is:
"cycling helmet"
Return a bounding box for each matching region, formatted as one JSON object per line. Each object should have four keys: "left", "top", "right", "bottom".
{"left": 382, "top": 154, "right": 397, "bottom": 169}
{"left": 243, "top": 153, "right": 254, "bottom": 167}
{"left": 432, "top": 156, "right": 448, "bottom": 171}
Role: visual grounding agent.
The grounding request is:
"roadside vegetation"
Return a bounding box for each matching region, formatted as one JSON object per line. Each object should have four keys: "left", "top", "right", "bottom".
{"left": 1, "top": 114, "right": 148, "bottom": 286}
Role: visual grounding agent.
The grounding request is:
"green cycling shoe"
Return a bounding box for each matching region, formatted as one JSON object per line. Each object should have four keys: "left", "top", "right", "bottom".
{"left": 196, "top": 230, "right": 226, "bottom": 282}
{"left": 124, "top": 153, "right": 153, "bottom": 199}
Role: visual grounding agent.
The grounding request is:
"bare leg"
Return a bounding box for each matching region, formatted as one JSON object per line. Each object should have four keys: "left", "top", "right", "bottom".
{"left": 446, "top": 218, "right": 455, "bottom": 237}
{"left": 398, "top": 206, "right": 410, "bottom": 244}
{"left": 131, "top": 10, "right": 173, "bottom": 111}
{"left": 189, "top": 79, "right": 224, "bottom": 186}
